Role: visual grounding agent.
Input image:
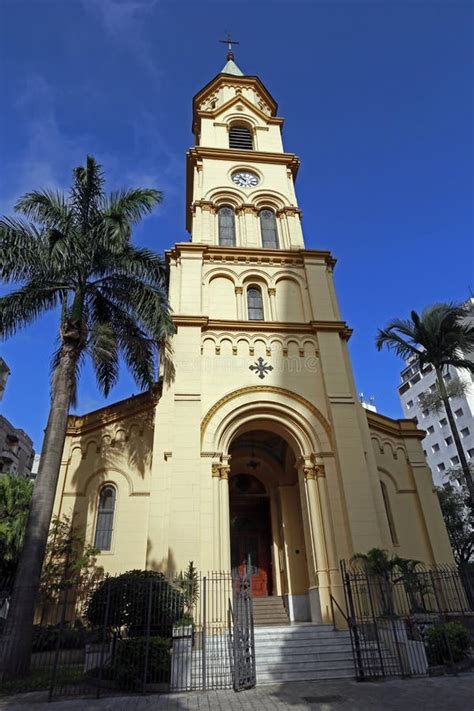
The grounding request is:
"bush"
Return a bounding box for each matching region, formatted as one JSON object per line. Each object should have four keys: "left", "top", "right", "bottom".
{"left": 32, "top": 622, "right": 89, "bottom": 652}
{"left": 112, "top": 636, "right": 171, "bottom": 690}
{"left": 85, "top": 570, "right": 184, "bottom": 638}
{"left": 425, "top": 622, "right": 471, "bottom": 666}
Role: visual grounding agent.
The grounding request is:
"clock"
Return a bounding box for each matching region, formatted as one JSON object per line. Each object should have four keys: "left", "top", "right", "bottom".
{"left": 231, "top": 171, "right": 260, "bottom": 188}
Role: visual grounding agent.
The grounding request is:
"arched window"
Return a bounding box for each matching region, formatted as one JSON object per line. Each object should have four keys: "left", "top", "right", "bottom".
{"left": 229, "top": 125, "right": 253, "bottom": 150}
{"left": 247, "top": 286, "right": 264, "bottom": 320}
{"left": 218, "top": 206, "right": 236, "bottom": 246}
{"left": 259, "top": 209, "right": 279, "bottom": 249}
{"left": 94, "top": 485, "right": 116, "bottom": 551}
{"left": 380, "top": 481, "right": 398, "bottom": 545}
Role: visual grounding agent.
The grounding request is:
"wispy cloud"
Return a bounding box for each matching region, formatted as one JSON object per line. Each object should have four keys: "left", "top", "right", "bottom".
{"left": 0, "top": 74, "right": 96, "bottom": 215}
{"left": 82, "top": 0, "right": 163, "bottom": 85}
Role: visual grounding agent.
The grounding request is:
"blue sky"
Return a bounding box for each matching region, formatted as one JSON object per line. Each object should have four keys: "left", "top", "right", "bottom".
{"left": 0, "top": 0, "right": 472, "bottom": 450}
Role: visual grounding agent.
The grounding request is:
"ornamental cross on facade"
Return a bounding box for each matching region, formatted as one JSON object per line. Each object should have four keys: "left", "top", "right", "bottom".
{"left": 249, "top": 357, "right": 274, "bottom": 379}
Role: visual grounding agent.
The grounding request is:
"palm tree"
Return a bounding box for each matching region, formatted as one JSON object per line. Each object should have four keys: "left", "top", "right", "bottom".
{"left": 376, "top": 304, "right": 474, "bottom": 507}
{"left": 0, "top": 156, "right": 174, "bottom": 676}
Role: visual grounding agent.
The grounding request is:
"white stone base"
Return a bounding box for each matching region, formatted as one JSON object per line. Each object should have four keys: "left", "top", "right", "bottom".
{"left": 284, "top": 593, "right": 310, "bottom": 622}
{"left": 308, "top": 586, "right": 323, "bottom": 623}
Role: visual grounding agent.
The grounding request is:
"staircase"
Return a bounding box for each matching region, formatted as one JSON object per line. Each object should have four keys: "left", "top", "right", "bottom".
{"left": 254, "top": 623, "right": 355, "bottom": 683}
{"left": 253, "top": 596, "right": 290, "bottom": 626}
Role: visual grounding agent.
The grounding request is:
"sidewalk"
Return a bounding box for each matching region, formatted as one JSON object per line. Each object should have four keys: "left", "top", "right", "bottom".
{"left": 1, "top": 676, "right": 473, "bottom": 710}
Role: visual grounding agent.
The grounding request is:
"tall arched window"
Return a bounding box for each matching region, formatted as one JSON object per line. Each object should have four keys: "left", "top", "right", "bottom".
{"left": 247, "top": 286, "right": 264, "bottom": 320}
{"left": 259, "top": 209, "right": 279, "bottom": 249}
{"left": 94, "top": 485, "right": 116, "bottom": 551}
{"left": 218, "top": 206, "right": 236, "bottom": 246}
{"left": 380, "top": 481, "right": 398, "bottom": 545}
{"left": 229, "top": 125, "right": 253, "bottom": 150}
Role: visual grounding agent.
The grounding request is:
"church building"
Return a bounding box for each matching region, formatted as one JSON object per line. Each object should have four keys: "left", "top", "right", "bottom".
{"left": 52, "top": 49, "right": 453, "bottom": 624}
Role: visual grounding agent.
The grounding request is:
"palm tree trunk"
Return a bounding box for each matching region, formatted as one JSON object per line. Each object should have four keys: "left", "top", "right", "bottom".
{"left": 436, "top": 369, "right": 474, "bottom": 507}
{"left": 0, "top": 343, "right": 78, "bottom": 677}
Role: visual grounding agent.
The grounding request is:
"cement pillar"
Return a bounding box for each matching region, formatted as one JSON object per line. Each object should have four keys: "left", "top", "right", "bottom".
{"left": 218, "top": 456, "right": 231, "bottom": 570}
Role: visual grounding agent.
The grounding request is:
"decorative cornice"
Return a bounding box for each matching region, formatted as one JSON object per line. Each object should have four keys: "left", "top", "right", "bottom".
{"left": 171, "top": 314, "right": 351, "bottom": 339}
{"left": 166, "top": 243, "right": 337, "bottom": 272}
{"left": 188, "top": 147, "right": 300, "bottom": 175}
{"left": 65, "top": 388, "right": 159, "bottom": 437}
{"left": 366, "top": 410, "right": 426, "bottom": 440}
{"left": 201, "top": 385, "right": 332, "bottom": 445}
{"left": 192, "top": 73, "right": 278, "bottom": 118}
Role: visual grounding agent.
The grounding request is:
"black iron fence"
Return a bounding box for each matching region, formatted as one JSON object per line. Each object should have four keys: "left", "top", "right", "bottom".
{"left": 0, "top": 568, "right": 256, "bottom": 700}
{"left": 340, "top": 561, "right": 474, "bottom": 680}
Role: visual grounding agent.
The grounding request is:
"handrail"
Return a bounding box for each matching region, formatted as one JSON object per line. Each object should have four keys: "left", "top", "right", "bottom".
{"left": 329, "top": 593, "right": 349, "bottom": 630}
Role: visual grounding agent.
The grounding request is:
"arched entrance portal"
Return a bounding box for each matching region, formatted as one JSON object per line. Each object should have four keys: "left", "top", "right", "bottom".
{"left": 230, "top": 474, "right": 273, "bottom": 597}
{"left": 228, "top": 430, "right": 310, "bottom": 616}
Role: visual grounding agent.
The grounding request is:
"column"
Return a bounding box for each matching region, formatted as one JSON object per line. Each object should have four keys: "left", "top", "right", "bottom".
{"left": 218, "top": 456, "right": 231, "bottom": 570}
{"left": 235, "top": 287, "right": 243, "bottom": 320}
{"left": 211, "top": 462, "right": 221, "bottom": 569}
{"left": 268, "top": 288, "right": 277, "bottom": 321}
{"left": 298, "top": 457, "right": 332, "bottom": 623}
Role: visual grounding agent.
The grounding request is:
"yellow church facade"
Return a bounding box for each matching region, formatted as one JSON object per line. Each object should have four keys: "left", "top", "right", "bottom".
{"left": 52, "top": 55, "right": 453, "bottom": 624}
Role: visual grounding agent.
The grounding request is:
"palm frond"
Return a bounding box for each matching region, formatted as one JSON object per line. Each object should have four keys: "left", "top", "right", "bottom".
{"left": 375, "top": 327, "right": 421, "bottom": 359}
{"left": 89, "top": 322, "right": 119, "bottom": 397}
{"left": 15, "top": 190, "right": 73, "bottom": 231}
{"left": 0, "top": 218, "right": 44, "bottom": 282}
{"left": 0, "top": 283, "right": 65, "bottom": 338}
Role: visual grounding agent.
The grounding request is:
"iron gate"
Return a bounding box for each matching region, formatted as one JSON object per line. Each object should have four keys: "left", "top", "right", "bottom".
{"left": 340, "top": 560, "right": 474, "bottom": 680}
{"left": 0, "top": 568, "right": 256, "bottom": 699}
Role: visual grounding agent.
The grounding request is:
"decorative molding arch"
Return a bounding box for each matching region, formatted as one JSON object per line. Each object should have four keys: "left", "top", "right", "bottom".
{"left": 205, "top": 187, "right": 244, "bottom": 206}
{"left": 239, "top": 268, "right": 272, "bottom": 286}
{"left": 70, "top": 467, "right": 136, "bottom": 497}
{"left": 207, "top": 270, "right": 236, "bottom": 285}
{"left": 252, "top": 190, "right": 289, "bottom": 210}
{"left": 201, "top": 386, "right": 332, "bottom": 455}
{"left": 378, "top": 467, "right": 401, "bottom": 494}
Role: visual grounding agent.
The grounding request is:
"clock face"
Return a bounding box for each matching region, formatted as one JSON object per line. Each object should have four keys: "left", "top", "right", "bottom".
{"left": 231, "top": 171, "right": 260, "bottom": 188}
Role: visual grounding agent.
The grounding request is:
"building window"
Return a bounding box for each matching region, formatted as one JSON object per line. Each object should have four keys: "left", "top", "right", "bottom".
{"left": 229, "top": 124, "right": 253, "bottom": 150}
{"left": 437, "top": 463, "right": 446, "bottom": 472}
{"left": 444, "top": 372, "right": 452, "bottom": 382}
{"left": 259, "top": 209, "right": 279, "bottom": 249}
{"left": 406, "top": 400, "right": 414, "bottom": 409}
{"left": 468, "top": 449, "right": 474, "bottom": 458}
{"left": 427, "top": 425, "right": 434, "bottom": 434}
{"left": 432, "top": 443, "right": 440, "bottom": 453}
{"left": 247, "top": 286, "right": 264, "bottom": 320}
{"left": 218, "top": 206, "right": 236, "bottom": 246}
{"left": 429, "top": 384, "right": 437, "bottom": 393}
{"left": 94, "top": 485, "right": 116, "bottom": 551}
{"left": 451, "top": 456, "right": 460, "bottom": 466}
{"left": 422, "top": 409, "right": 429, "bottom": 418}
{"left": 439, "top": 418, "right": 448, "bottom": 427}
{"left": 445, "top": 436, "right": 453, "bottom": 446}
{"left": 461, "top": 427, "right": 470, "bottom": 438}
{"left": 454, "top": 408, "right": 464, "bottom": 418}
{"left": 380, "top": 481, "right": 398, "bottom": 545}
{"left": 411, "top": 373, "right": 421, "bottom": 384}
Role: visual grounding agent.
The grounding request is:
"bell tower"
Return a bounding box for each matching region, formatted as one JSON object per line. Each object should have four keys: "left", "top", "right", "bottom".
{"left": 186, "top": 49, "right": 303, "bottom": 250}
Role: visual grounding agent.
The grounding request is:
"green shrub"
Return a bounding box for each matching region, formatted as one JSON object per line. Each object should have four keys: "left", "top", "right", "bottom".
{"left": 425, "top": 622, "right": 471, "bottom": 666}
{"left": 32, "top": 622, "right": 93, "bottom": 652}
{"left": 85, "top": 570, "right": 184, "bottom": 638}
{"left": 112, "top": 636, "right": 171, "bottom": 690}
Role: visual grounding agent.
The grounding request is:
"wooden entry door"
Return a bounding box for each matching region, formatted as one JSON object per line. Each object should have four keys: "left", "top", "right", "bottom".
{"left": 230, "top": 498, "right": 273, "bottom": 597}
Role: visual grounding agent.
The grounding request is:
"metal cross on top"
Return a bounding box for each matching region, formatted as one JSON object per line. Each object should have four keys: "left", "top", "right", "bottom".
{"left": 219, "top": 33, "right": 239, "bottom": 61}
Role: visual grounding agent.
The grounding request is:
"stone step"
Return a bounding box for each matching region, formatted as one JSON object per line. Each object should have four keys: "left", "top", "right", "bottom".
{"left": 257, "top": 668, "right": 354, "bottom": 683}
{"left": 255, "top": 646, "right": 354, "bottom": 658}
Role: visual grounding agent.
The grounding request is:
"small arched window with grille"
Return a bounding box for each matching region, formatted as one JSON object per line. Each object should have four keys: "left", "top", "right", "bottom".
{"left": 94, "top": 485, "right": 116, "bottom": 551}
{"left": 247, "top": 286, "right": 264, "bottom": 321}
{"left": 259, "top": 209, "right": 279, "bottom": 249}
{"left": 380, "top": 481, "right": 398, "bottom": 545}
{"left": 229, "top": 125, "right": 253, "bottom": 150}
{"left": 218, "top": 206, "right": 236, "bottom": 246}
